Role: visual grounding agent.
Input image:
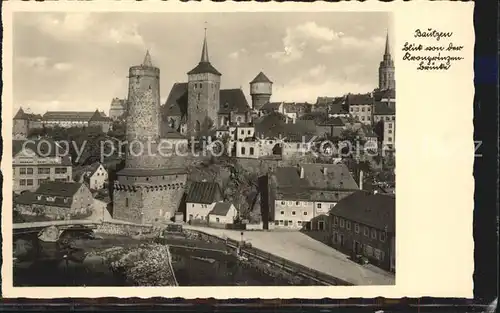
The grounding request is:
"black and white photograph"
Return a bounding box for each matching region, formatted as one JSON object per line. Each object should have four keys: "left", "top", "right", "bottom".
{"left": 8, "top": 11, "right": 398, "bottom": 288}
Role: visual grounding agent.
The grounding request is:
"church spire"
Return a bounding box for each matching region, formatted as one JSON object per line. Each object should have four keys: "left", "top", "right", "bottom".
{"left": 142, "top": 50, "right": 153, "bottom": 67}
{"left": 200, "top": 23, "right": 210, "bottom": 63}
{"left": 384, "top": 30, "right": 391, "bottom": 56}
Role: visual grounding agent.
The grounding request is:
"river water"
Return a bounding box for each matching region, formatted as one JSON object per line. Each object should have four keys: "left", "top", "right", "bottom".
{"left": 13, "top": 233, "right": 289, "bottom": 286}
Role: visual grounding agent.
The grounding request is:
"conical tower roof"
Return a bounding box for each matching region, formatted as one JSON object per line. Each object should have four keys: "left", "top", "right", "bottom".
{"left": 187, "top": 28, "right": 221, "bottom": 76}
{"left": 142, "top": 50, "right": 153, "bottom": 67}
{"left": 384, "top": 31, "right": 391, "bottom": 56}
{"left": 250, "top": 71, "right": 273, "bottom": 84}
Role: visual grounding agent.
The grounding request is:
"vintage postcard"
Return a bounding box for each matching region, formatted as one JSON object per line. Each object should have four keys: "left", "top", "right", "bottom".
{"left": 1, "top": 1, "right": 474, "bottom": 299}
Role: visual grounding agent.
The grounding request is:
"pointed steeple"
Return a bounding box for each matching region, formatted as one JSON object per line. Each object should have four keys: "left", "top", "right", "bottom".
{"left": 200, "top": 27, "right": 209, "bottom": 63}
{"left": 384, "top": 30, "right": 390, "bottom": 56}
{"left": 142, "top": 50, "right": 153, "bottom": 67}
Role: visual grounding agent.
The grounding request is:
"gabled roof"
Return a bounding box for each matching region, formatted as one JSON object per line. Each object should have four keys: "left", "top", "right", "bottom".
{"left": 330, "top": 191, "right": 395, "bottom": 233}
{"left": 283, "top": 102, "right": 311, "bottom": 113}
{"left": 254, "top": 112, "right": 317, "bottom": 141}
{"left": 301, "top": 163, "right": 359, "bottom": 190}
{"left": 260, "top": 102, "right": 282, "bottom": 112}
{"left": 35, "top": 181, "right": 83, "bottom": 197}
{"left": 219, "top": 89, "right": 251, "bottom": 114}
{"left": 373, "top": 102, "right": 395, "bottom": 115}
{"left": 162, "top": 84, "right": 250, "bottom": 118}
{"left": 162, "top": 83, "right": 189, "bottom": 119}
{"left": 186, "top": 181, "right": 222, "bottom": 204}
{"left": 89, "top": 110, "right": 111, "bottom": 122}
{"left": 14, "top": 108, "right": 28, "bottom": 120}
{"left": 250, "top": 72, "right": 273, "bottom": 84}
{"left": 346, "top": 94, "right": 373, "bottom": 106}
{"left": 12, "top": 139, "right": 72, "bottom": 165}
{"left": 43, "top": 111, "right": 98, "bottom": 121}
{"left": 209, "top": 202, "right": 234, "bottom": 216}
{"left": 110, "top": 98, "right": 128, "bottom": 110}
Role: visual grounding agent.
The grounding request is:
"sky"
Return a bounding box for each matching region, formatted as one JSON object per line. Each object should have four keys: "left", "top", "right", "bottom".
{"left": 13, "top": 12, "right": 392, "bottom": 115}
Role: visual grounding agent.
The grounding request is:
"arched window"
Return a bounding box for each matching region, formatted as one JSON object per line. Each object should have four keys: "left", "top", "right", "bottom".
{"left": 195, "top": 120, "right": 201, "bottom": 132}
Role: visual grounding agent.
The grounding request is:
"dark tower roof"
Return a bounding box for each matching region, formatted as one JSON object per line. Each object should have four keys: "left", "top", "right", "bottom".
{"left": 187, "top": 28, "right": 221, "bottom": 76}
{"left": 250, "top": 71, "right": 273, "bottom": 84}
{"left": 14, "top": 108, "right": 27, "bottom": 120}
{"left": 89, "top": 109, "right": 110, "bottom": 122}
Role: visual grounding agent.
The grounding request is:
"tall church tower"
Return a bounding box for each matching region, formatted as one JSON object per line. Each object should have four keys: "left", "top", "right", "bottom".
{"left": 187, "top": 28, "right": 221, "bottom": 137}
{"left": 378, "top": 31, "right": 395, "bottom": 90}
{"left": 113, "top": 51, "right": 187, "bottom": 224}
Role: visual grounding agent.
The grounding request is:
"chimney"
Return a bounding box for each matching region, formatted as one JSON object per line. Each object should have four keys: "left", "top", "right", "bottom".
{"left": 300, "top": 166, "right": 305, "bottom": 179}
{"left": 323, "top": 167, "right": 328, "bottom": 176}
{"left": 359, "top": 170, "right": 364, "bottom": 190}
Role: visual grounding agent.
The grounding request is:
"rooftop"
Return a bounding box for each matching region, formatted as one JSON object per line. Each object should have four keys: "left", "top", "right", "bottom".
{"left": 186, "top": 181, "right": 222, "bottom": 204}
{"left": 209, "top": 202, "right": 234, "bottom": 216}
{"left": 330, "top": 191, "right": 395, "bottom": 232}
{"left": 250, "top": 71, "right": 273, "bottom": 84}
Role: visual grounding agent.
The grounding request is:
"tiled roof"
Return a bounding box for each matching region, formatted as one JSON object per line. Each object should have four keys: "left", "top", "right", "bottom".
{"left": 73, "top": 163, "right": 103, "bottom": 181}
{"left": 89, "top": 110, "right": 111, "bottom": 122}
{"left": 209, "top": 202, "right": 233, "bottom": 216}
{"left": 373, "top": 102, "right": 395, "bottom": 115}
{"left": 260, "top": 102, "right": 282, "bottom": 112}
{"left": 330, "top": 191, "right": 395, "bottom": 232}
{"left": 187, "top": 61, "right": 221, "bottom": 76}
{"left": 161, "top": 84, "right": 250, "bottom": 118}
{"left": 315, "top": 97, "right": 335, "bottom": 106}
{"left": 14, "top": 108, "right": 27, "bottom": 120}
{"left": 254, "top": 112, "right": 316, "bottom": 141}
{"left": 12, "top": 139, "right": 72, "bottom": 165}
{"left": 36, "top": 181, "right": 83, "bottom": 197}
{"left": 219, "top": 89, "right": 251, "bottom": 114}
{"left": 346, "top": 94, "right": 373, "bottom": 106}
{"left": 43, "top": 111, "right": 99, "bottom": 121}
{"left": 301, "top": 163, "right": 359, "bottom": 190}
{"left": 373, "top": 88, "right": 395, "bottom": 101}
{"left": 250, "top": 72, "right": 273, "bottom": 84}
{"left": 162, "top": 83, "right": 189, "bottom": 119}
{"left": 186, "top": 181, "right": 222, "bottom": 204}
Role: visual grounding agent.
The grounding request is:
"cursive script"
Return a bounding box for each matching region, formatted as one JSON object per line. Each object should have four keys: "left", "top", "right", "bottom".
{"left": 402, "top": 28, "right": 465, "bottom": 71}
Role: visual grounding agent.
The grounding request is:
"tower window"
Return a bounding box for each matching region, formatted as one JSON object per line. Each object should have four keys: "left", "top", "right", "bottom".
{"left": 149, "top": 85, "right": 152, "bottom": 90}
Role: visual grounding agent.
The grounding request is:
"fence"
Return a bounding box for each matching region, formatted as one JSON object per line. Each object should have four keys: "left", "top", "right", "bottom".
{"left": 187, "top": 229, "right": 353, "bottom": 286}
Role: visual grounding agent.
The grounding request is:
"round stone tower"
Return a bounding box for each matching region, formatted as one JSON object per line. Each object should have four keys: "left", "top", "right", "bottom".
{"left": 250, "top": 71, "right": 272, "bottom": 110}
{"left": 113, "top": 51, "right": 188, "bottom": 225}
{"left": 125, "top": 50, "right": 162, "bottom": 169}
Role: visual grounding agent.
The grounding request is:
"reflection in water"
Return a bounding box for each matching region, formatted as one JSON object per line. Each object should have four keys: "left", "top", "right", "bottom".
{"left": 13, "top": 230, "right": 291, "bottom": 286}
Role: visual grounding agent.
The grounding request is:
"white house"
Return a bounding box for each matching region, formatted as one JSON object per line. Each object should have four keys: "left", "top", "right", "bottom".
{"left": 208, "top": 202, "right": 237, "bottom": 224}
{"left": 185, "top": 181, "right": 223, "bottom": 222}
{"left": 75, "top": 163, "right": 108, "bottom": 190}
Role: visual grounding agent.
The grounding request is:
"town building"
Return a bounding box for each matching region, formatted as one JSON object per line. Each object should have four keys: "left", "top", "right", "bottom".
{"left": 162, "top": 31, "right": 252, "bottom": 136}
{"left": 373, "top": 102, "right": 396, "bottom": 150}
{"left": 12, "top": 139, "right": 73, "bottom": 194}
{"left": 88, "top": 109, "right": 113, "bottom": 132}
{"left": 378, "top": 32, "right": 395, "bottom": 91}
{"left": 14, "top": 181, "right": 93, "bottom": 220}
{"left": 186, "top": 181, "right": 223, "bottom": 222}
{"left": 329, "top": 191, "right": 395, "bottom": 271}
{"left": 41, "top": 110, "right": 110, "bottom": 129}
{"left": 346, "top": 93, "right": 374, "bottom": 125}
{"left": 264, "top": 163, "right": 360, "bottom": 230}
{"left": 13, "top": 108, "right": 45, "bottom": 139}
{"left": 234, "top": 112, "right": 317, "bottom": 160}
{"left": 108, "top": 98, "right": 128, "bottom": 120}
{"left": 112, "top": 51, "right": 188, "bottom": 224}
{"left": 208, "top": 202, "right": 237, "bottom": 224}
{"left": 73, "top": 163, "right": 108, "bottom": 190}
